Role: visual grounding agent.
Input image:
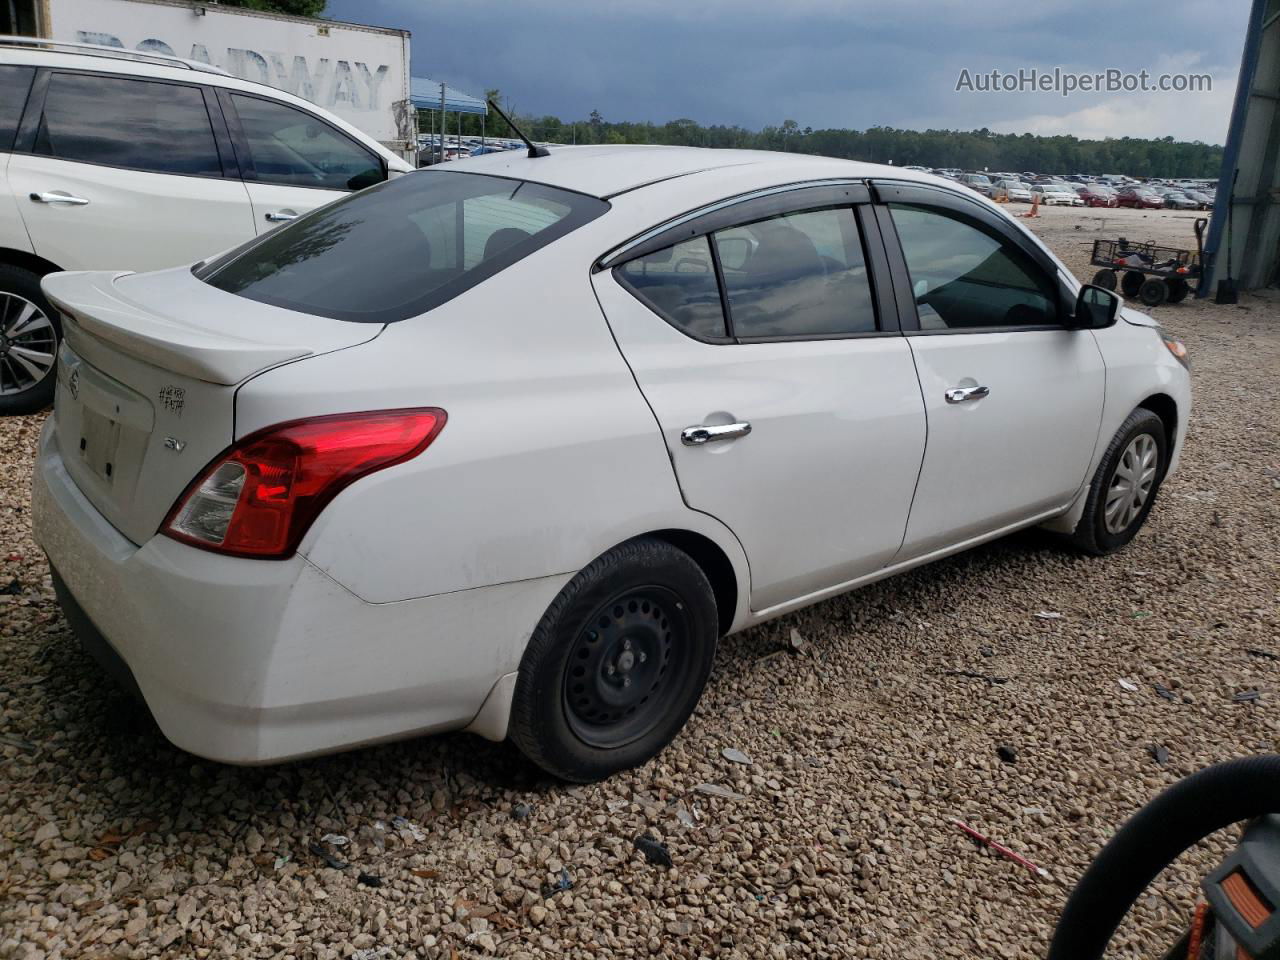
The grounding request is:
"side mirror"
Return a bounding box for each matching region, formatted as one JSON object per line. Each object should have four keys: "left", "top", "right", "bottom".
{"left": 1073, "top": 283, "right": 1121, "bottom": 329}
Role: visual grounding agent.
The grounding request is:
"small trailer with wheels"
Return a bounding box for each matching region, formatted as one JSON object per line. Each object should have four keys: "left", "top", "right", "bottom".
{"left": 1088, "top": 217, "right": 1208, "bottom": 307}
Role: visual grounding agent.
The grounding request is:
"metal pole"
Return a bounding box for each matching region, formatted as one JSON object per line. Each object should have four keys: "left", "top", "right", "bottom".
{"left": 481, "top": 114, "right": 485, "bottom": 152}
{"left": 439, "top": 82, "right": 446, "bottom": 164}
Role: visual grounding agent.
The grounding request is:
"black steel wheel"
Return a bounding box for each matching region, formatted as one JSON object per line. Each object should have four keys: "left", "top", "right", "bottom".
{"left": 509, "top": 537, "right": 719, "bottom": 782}
{"left": 1091, "top": 268, "right": 1118, "bottom": 291}
{"left": 1121, "top": 270, "right": 1146, "bottom": 297}
{"left": 562, "top": 586, "right": 689, "bottom": 749}
{"left": 1138, "top": 277, "right": 1169, "bottom": 307}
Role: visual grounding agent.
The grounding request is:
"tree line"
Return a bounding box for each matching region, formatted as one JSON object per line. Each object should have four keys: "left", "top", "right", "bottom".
{"left": 434, "top": 101, "right": 1223, "bottom": 179}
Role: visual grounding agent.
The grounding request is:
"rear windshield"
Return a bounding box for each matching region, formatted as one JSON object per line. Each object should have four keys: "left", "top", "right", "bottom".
{"left": 196, "top": 171, "right": 609, "bottom": 323}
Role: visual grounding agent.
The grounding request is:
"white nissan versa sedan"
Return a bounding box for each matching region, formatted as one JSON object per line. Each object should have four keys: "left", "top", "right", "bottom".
{"left": 31, "top": 146, "right": 1190, "bottom": 781}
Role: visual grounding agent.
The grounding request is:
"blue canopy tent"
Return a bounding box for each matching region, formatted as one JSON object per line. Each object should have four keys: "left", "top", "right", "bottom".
{"left": 410, "top": 77, "right": 489, "bottom": 164}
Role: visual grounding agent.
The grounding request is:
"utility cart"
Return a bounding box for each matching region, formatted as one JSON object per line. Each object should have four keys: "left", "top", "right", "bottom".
{"left": 1088, "top": 218, "right": 1208, "bottom": 307}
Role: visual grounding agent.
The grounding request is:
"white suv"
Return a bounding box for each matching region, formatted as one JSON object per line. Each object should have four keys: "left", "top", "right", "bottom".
{"left": 0, "top": 36, "right": 412, "bottom": 414}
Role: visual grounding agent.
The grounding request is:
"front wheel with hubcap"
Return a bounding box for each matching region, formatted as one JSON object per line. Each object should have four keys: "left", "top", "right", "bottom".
{"left": 509, "top": 537, "right": 719, "bottom": 782}
{"left": 0, "top": 264, "right": 60, "bottom": 416}
{"left": 1069, "top": 408, "right": 1168, "bottom": 555}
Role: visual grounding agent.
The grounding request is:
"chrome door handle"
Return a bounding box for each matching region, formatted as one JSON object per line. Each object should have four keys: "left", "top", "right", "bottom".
{"left": 265, "top": 211, "right": 298, "bottom": 222}
{"left": 30, "top": 191, "right": 89, "bottom": 205}
{"left": 945, "top": 385, "right": 990, "bottom": 404}
{"left": 681, "top": 421, "right": 752, "bottom": 445}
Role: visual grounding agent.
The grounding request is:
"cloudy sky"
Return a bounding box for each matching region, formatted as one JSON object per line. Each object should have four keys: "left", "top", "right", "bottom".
{"left": 328, "top": 0, "right": 1249, "bottom": 145}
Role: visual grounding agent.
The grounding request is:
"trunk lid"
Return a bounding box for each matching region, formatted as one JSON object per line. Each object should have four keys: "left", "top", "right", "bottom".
{"left": 42, "top": 267, "right": 381, "bottom": 545}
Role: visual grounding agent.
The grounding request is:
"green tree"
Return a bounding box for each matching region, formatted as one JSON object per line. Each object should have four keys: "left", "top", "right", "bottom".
{"left": 219, "top": 0, "right": 327, "bottom": 16}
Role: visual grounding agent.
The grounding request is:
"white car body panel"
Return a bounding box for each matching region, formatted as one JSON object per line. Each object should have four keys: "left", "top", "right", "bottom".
{"left": 593, "top": 268, "right": 927, "bottom": 610}
{"left": 899, "top": 330, "right": 1106, "bottom": 556}
{"left": 29, "top": 146, "right": 1191, "bottom": 763}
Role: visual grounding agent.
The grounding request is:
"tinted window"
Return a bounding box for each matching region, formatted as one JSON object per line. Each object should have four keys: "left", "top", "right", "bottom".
{"left": 35, "top": 73, "right": 221, "bottom": 176}
{"left": 715, "top": 207, "right": 876, "bottom": 338}
{"left": 615, "top": 237, "right": 726, "bottom": 339}
{"left": 0, "top": 66, "right": 34, "bottom": 152}
{"left": 232, "top": 95, "right": 381, "bottom": 191}
{"left": 198, "top": 171, "right": 609, "bottom": 323}
{"left": 888, "top": 204, "right": 1057, "bottom": 330}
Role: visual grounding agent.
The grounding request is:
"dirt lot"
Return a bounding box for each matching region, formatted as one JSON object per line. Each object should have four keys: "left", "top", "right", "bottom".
{"left": 2, "top": 205, "right": 1279, "bottom": 959}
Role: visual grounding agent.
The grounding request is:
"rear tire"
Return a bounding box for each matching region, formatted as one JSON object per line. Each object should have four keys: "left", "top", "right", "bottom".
{"left": 508, "top": 537, "right": 719, "bottom": 782}
{"left": 0, "top": 264, "right": 60, "bottom": 416}
{"left": 1091, "top": 269, "right": 1118, "bottom": 291}
{"left": 1166, "top": 278, "right": 1190, "bottom": 303}
{"left": 1068, "top": 408, "right": 1168, "bottom": 555}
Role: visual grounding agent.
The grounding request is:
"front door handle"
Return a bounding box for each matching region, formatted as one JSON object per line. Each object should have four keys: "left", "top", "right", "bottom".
{"left": 265, "top": 210, "right": 299, "bottom": 222}
{"left": 681, "top": 421, "right": 752, "bottom": 445}
{"left": 30, "top": 191, "right": 89, "bottom": 205}
{"left": 945, "top": 385, "right": 991, "bottom": 404}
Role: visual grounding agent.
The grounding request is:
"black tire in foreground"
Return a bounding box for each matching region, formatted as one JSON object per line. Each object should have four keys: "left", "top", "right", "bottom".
{"left": 509, "top": 537, "right": 719, "bottom": 782}
{"left": 1069, "top": 408, "right": 1168, "bottom": 555}
{"left": 0, "top": 264, "right": 60, "bottom": 416}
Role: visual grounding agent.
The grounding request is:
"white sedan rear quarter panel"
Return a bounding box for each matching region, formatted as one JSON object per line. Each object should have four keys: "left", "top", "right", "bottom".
{"left": 233, "top": 222, "right": 751, "bottom": 619}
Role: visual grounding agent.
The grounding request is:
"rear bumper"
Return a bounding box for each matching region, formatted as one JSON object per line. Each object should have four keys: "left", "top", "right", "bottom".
{"left": 32, "top": 421, "right": 568, "bottom": 763}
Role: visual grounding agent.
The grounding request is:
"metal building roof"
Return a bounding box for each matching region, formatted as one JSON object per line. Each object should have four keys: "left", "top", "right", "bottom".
{"left": 410, "top": 77, "right": 488, "bottom": 115}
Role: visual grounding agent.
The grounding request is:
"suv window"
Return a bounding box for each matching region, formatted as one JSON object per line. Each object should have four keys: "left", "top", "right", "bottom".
{"left": 34, "top": 73, "right": 221, "bottom": 176}
{"left": 888, "top": 203, "right": 1058, "bottom": 330}
{"left": 197, "top": 170, "right": 609, "bottom": 323}
{"left": 616, "top": 237, "right": 726, "bottom": 340}
{"left": 714, "top": 207, "right": 876, "bottom": 338}
{"left": 0, "top": 66, "right": 34, "bottom": 152}
{"left": 231, "top": 94, "right": 382, "bottom": 191}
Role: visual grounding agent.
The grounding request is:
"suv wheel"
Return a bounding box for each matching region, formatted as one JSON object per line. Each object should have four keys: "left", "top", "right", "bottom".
{"left": 508, "top": 537, "right": 719, "bottom": 782}
{"left": 0, "top": 265, "right": 60, "bottom": 416}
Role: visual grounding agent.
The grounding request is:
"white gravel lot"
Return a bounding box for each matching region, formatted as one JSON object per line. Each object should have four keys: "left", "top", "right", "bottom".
{"left": 1, "top": 205, "right": 1278, "bottom": 959}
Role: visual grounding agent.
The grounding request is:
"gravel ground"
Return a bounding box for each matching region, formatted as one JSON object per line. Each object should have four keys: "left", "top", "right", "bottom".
{"left": 2, "top": 205, "right": 1278, "bottom": 959}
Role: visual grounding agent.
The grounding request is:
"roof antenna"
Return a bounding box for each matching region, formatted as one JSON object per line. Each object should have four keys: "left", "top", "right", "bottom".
{"left": 487, "top": 99, "right": 550, "bottom": 158}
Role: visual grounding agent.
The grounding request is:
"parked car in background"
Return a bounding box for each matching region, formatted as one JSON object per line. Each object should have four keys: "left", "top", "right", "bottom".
{"left": 0, "top": 37, "right": 413, "bottom": 414}
{"left": 1159, "top": 191, "right": 1200, "bottom": 210}
{"left": 1077, "top": 184, "right": 1119, "bottom": 208}
{"left": 32, "top": 147, "right": 1189, "bottom": 780}
{"left": 1182, "top": 189, "right": 1214, "bottom": 209}
{"left": 1116, "top": 187, "right": 1166, "bottom": 209}
{"left": 1031, "top": 183, "right": 1081, "bottom": 206}
{"left": 992, "top": 179, "right": 1033, "bottom": 202}
{"left": 959, "top": 172, "right": 993, "bottom": 195}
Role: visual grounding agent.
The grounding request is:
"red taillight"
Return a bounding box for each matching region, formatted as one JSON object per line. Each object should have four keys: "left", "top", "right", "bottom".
{"left": 162, "top": 409, "right": 446, "bottom": 559}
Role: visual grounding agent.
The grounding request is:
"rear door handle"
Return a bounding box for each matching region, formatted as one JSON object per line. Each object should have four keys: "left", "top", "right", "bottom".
{"left": 945, "top": 385, "right": 990, "bottom": 404}
{"left": 30, "top": 191, "right": 89, "bottom": 205}
{"left": 681, "top": 421, "right": 752, "bottom": 445}
{"left": 265, "top": 210, "right": 298, "bottom": 222}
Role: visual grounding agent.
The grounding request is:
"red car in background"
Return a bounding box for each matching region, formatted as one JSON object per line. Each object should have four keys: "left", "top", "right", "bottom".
{"left": 1076, "top": 184, "right": 1119, "bottom": 207}
{"left": 1116, "top": 187, "right": 1165, "bottom": 209}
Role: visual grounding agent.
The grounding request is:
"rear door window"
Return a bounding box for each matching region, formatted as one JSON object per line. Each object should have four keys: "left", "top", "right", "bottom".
{"left": 0, "top": 65, "right": 34, "bottom": 152}
{"left": 713, "top": 207, "right": 876, "bottom": 338}
{"left": 229, "top": 94, "right": 383, "bottom": 191}
{"left": 197, "top": 170, "right": 609, "bottom": 322}
{"left": 615, "top": 237, "right": 727, "bottom": 340}
{"left": 34, "top": 72, "right": 222, "bottom": 176}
